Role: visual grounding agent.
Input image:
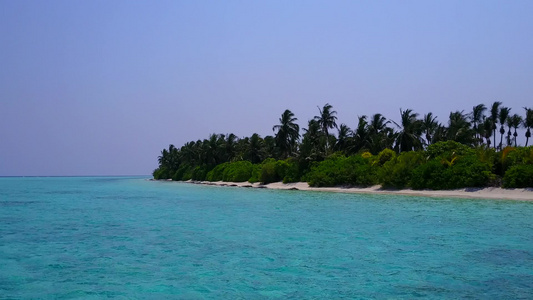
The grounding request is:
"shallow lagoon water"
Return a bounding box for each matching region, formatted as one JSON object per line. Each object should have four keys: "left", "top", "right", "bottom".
{"left": 1, "top": 177, "right": 532, "bottom": 299}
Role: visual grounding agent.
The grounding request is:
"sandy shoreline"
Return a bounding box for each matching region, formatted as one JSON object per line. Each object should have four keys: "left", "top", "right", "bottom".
{"left": 178, "top": 180, "right": 533, "bottom": 201}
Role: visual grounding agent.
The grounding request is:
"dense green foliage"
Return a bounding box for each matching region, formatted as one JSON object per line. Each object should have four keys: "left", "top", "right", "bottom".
{"left": 503, "top": 165, "right": 533, "bottom": 188}
{"left": 379, "top": 151, "right": 424, "bottom": 189}
{"left": 255, "top": 158, "right": 300, "bottom": 184}
{"left": 411, "top": 156, "right": 494, "bottom": 190}
{"left": 154, "top": 103, "right": 533, "bottom": 188}
{"left": 303, "top": 153, "right": 376, "bottom": 187}
{"left": 501, "top": 146, "right": 533, "bottom": 188}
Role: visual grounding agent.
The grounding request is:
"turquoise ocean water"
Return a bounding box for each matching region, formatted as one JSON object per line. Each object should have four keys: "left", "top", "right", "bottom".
{"left": 0, "top": 177, "right": 532, "bottom": 299}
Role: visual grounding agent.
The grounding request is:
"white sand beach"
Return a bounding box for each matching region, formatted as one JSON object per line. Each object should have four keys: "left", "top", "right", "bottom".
{"left": 187, "top": 180, "right": 533, "bottom": 201}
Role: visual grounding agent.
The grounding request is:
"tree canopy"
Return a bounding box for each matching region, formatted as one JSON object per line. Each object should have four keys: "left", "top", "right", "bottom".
{"left": 153, "top": 102, "right": 533, "bottom": 189}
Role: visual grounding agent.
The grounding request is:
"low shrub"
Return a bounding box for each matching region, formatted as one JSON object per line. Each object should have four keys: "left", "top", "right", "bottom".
{"left": 378, "top": 151, "right": 424, "bottom": 189}
{"left": 260, "top": 159, "right": 280, "bottom": 184}
{"left": 377, "top": 148, "right": 396, "bottom": 166}
{"left": 222, "top": 161, "right": 253, "bottom": 182}
{"left": 191, "top": 165, "right": 208, "bottom": 181}
{"left": 153, "top": 167, "right": 170, "bottom": 180}
{"left": 205, "top": 162, "right": 229, "bottom": 181}
{"left": 279, "top": 158, "right": 300, "bottom": 183}
{"left": 248, "top": 164, "right": 262, "bottom": 183}
{"left": 305, "top": 154, "right": 377, "bottom": 187}
{"left": 411, "top": 155, "right": 493, "bottom": 190}
{"left": 501, "top": 146, "right": 533, "bottom": 173}
{"left": 173, "top": 164, "right": 192, "bottom": 181}
{"left": 503, "top": 164, "right": 533, "bottom": 188}
{"left": 426, "top": 140, "right": 474, "bottom": 159}
{"left": 410, "top": 159, "right": 447, "bottom": 190}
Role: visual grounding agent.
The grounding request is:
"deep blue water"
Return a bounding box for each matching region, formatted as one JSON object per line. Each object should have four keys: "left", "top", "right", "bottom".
{"left": 0, "top": 177, "right": 532, "bottom": 299}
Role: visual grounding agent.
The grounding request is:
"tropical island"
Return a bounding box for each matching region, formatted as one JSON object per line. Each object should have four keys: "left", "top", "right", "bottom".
{"left": 153, "top": 102, "right": 533, "bottom": 193}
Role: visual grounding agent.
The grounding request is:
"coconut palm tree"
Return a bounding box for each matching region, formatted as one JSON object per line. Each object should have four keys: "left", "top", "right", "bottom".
{"left": 447, "top": 111, "right": 474, "bottom": 145}
{"left": 263, "top": 136, "right": 276, "bottom": 159}
{"left": 368, "top": 113, "right": 389, "bottom": 135}
{"left": 224, "top": 133, "right": 238, "bottom": 162}
{"left": 180, "top": 141, "right": 197, "bottom": 165}
{"left": 158, "top": 148, "right": 169, "bottom": 167}
{"left": 471, "top": 104, "right": 486, "bottom": 145}
{"left": 524, "top": 107, "right": 533, "bottom": 147}
{"left": 273, "top": 109, "right": 300, "bottom": 158}
{"left": 300, "top": 119, "right": 325, "bottom": 160}
{"left": 506, "top": 118, "right": 513, "bottom": 147}
{"left": 351, "top": 115, "right": 369, "bottom": 153}
{"left": 202, "top": 134, "right": 224, "bottom": 165}
{"left": 422, "top": 112, "right": 438, "bottom": 146}
{"left": 247, "top": 133, "right": 264, "bottom": 164}
{"left": 335, "top": 123, "right": 352, "bottom": 152}
{"left": 498, "top": 106, "right": 511, "bottom": 150}
{"left": 507, "top": 114, "right": 523, "bottom": 147}
{"left": 392, "top": 109, "right": 423, "bottom": 152}
{"left": 432, "top": 124, "right": 448, "bottom": 144}
{"left": 490, "top": 101, "right": 502, "bottom": 149}
{"left": 367, "top": 113, "right": 391, "bottom": 153}
{"left": 481, "top": 117, "right": 493, "bottom": 147}
{"left": 314, "top": 103, "right": 338, "bottom": 153}
{"left": 158, "top": 144, "right": 180, "bottom": 172}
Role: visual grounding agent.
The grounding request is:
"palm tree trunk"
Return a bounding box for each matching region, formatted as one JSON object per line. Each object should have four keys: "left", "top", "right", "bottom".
{"left": 473, "top": 123, "right": 478, "bottom": 146}
{"left": 324, "top": 128, "right": 329, "bottom": 155}
{"left": 499, "top": 126, "right": 505, "bottom": 150}
{"left": 493, "top": 129, "right": 497, "bottom": 149}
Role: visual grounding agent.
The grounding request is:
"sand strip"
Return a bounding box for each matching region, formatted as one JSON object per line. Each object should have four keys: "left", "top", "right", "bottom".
{"left": 183, "top": 180, "right": 533, "bottom": 201}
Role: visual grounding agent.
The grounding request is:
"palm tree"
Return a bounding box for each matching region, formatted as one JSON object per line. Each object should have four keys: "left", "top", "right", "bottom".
{"left": 490, "top": 101, "right": 502, "bottom": 149}
{"left": 158, "top": 148, "right": 169, "bottom": 167}
{"left": 506, "top": 118, "right": 513, "bottom": 147}
{"left": 481, "top": 117, "right": 493, "bottom": 147}
{"left": 382, "top": 126, "right": 397, "bottom": 151}
{"left": 180, "top": 141, "right": 198, "bottom": 165}
{"left": 447, "top": 111, "right": 474, "bottom": 145}
{"left": 368, "top": 113, "right": 389, "bottom": 135}
{"left": 273, "top": 109, "right": 300, "bottom": 158}
{"left": 202, "top": 134, "right": 223, "bottom": 165}
{"left": 300, "top": 119, "right": 325, "bottom": 161}
{"left": 498, "top": 106, "right": 511, "bottom": 150}
{"left": 224, "top": 133, "right": 238, "bottom": 162}
{"left": 366, "top": 113, "right": 391, "bottom": 153}
{"left": 507, "top": 114, "right": 523, "bottom": 147}
{"left": 158, "top": 144, "right": 180, "bottom": 172}
{"left": 471, "top": 104, "right": 486, "bottom": 145}
{"left": 335, "top": 123, "right": 352, "bottom": 152}
{"left": 351, "top": 115, "right": 369, "bottom": 153}
{"left": 524, "top": 107, "right": 533, "bottom": 147}
{"left": 422, "top": 112, "right": 438, "bottom": 146}
{"left": 263, "top": 136, "right": 276, "bottom": 159}
{"left": 392, "top": 109, "right": 423, "bottom": 152}
{"left": 314, "top": 103, "right": 338, "bottom": 153}
{"left": 432, "top": 124, "right": 448, "bottom": 144}
{"left": 247, "top": 133, "right": 264, "bottom": 164}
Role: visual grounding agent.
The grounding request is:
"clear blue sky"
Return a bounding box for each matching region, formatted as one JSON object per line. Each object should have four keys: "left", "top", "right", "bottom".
{"left": 1, "top": 0, "right": 532, "bottom": 176}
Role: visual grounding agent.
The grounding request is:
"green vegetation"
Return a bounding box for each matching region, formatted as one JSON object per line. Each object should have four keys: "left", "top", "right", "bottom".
{"left": 503, "top": 165, "right": 533, "bottom": 188}
{"left": 303, "top": 153, "right": 376, "bottom": 187}
{"left": 379, "top": 151, "right": 424, "bottom": 189}
{"left": 154, "top": 103, "right": 533, "bottom": 189}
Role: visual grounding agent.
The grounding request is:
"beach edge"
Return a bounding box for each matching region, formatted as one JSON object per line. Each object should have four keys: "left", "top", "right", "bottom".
{"left": 169, "top": 180, "right": 533, "bottom": 201}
